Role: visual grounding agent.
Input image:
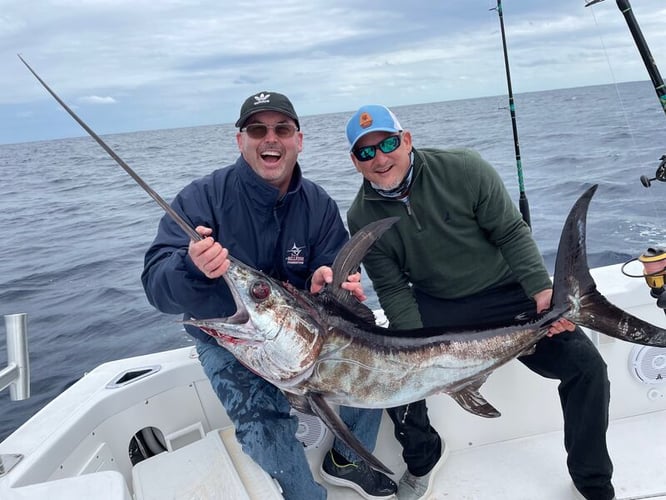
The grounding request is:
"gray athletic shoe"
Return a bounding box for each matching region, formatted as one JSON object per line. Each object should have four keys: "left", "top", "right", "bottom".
{"left": 320, "top": 450, "right": 397, "bottom": 499}
{"left": 397, "top": 442, "right": 448, "bottom": 500}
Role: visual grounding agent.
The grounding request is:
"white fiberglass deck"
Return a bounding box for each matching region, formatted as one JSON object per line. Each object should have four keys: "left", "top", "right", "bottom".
{"left": 322, "top": 409, "right": 666, "bottom": 500}
{"left": 2, "top": 264, "right": 666, "bottom": 500}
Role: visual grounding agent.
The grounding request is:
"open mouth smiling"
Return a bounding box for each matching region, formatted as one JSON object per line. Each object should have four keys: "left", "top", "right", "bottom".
{"left": 261, "top": 150, "right": 282, "bottom": 164}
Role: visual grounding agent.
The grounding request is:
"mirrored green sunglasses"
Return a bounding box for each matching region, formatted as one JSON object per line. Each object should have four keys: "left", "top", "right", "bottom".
{"left": 352, "top": 135, "right": 402, "bottom": 162}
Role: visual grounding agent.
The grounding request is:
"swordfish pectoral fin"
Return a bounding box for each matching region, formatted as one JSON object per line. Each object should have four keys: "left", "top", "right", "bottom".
{"left": 283, "top": 391, "right": 393, "bottom": 474}
{"left": 450, "top": 378, "right": 501, "bottom": 418}
{"left": 306, "top": 393, "right": 394, "bottom": 475}
{"left": 281, "top": 391, "right": 313, "bottom": 414}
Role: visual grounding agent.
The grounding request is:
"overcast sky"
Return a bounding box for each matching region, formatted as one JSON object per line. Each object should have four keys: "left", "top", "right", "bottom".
{"left": 1, "top": 0, "right": 664, "bottom": 144}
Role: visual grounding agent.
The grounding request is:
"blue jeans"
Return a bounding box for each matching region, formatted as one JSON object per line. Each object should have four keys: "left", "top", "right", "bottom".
{"left": 196, "top": 340, "right": 383, "bottom": 500}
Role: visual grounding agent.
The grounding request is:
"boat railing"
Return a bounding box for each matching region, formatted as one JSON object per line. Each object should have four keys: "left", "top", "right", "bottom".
{"left": 0, "top": 313, "right": 30, "bottom": 401}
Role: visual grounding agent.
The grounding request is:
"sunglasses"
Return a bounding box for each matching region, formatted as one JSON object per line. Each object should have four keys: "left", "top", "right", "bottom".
{"left": 352, "top": 134, "right": 402, "bottom": 162}
{"left": 241, "top": 123, "right": 299, "bottom": 139}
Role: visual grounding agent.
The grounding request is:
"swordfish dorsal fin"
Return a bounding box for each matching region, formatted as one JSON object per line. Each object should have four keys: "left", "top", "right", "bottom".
{"left": 327, "top": 217, "right": 401, "bottom": 323}
{"left": 330, "top": 216, "right": 400, "bottom": 289}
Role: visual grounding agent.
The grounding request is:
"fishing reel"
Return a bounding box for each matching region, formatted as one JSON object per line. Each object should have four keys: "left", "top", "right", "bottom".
{"left": 640, "top": 154, "right": 666, "bottom": 188}
{"left": 621, "top": 247, "right": 666, "bottom": 314}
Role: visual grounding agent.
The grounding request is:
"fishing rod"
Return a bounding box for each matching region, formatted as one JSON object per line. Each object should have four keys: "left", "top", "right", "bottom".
{"left": 585, "top": 2, "right": 666, "bottom": 313}
{"left": 17, "top": 53, "right": 203, "bottom": 244}
{"left": 585, "top": 0, "right": 666, "bottom": 188}
{"left": 492, "top": 0, "right": 531, "bottom": 228}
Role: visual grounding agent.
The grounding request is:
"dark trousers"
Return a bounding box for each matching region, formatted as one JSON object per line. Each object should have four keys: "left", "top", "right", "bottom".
{"left": 388, "top": 282, "right": 614, "bottom": 499}
{"left": 386, "top": 399, "right": 442, "bottom": 477}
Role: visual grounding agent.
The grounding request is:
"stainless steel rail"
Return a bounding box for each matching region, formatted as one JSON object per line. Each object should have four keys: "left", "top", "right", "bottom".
{"left": 0, "top": 313, "right": 30, "bottom": 400}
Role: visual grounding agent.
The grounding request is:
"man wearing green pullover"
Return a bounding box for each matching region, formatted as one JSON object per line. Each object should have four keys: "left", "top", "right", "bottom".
{"left": 344, "top": 104, "right": 615, "bottom": 500}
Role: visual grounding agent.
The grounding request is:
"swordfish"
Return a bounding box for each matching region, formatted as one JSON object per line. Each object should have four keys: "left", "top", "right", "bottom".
{"left": 186, "top": 185, "right": 666, "bottom": 473}
{"left": 20, "top": 57, "right": 664, "bottom": 475}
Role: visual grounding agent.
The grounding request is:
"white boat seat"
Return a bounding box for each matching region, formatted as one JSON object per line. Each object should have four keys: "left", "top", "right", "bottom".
{"left": 131, "top": 428, "right": 283, "bottom": 500}
{"left": 1, "top": 471, "right": 132, "bottom": 500}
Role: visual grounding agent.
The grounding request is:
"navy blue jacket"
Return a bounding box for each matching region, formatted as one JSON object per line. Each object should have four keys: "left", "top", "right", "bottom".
{"left": 142, "top": 155, "right": 349, "bottom": 343}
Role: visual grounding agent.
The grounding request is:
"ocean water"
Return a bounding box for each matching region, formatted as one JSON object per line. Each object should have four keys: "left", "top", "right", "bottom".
{"left": 1, "top": 80, "right": 665, "bottom": 441}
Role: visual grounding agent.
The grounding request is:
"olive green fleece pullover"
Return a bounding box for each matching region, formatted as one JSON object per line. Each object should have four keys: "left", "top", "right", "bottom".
{"left": 347, "top": 147, "right": 552, "bottom": 330}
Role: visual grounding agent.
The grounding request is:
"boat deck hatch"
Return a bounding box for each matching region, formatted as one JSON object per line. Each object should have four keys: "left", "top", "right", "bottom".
{"left": 106, "top": 366, "right": 161, "bottom": 389}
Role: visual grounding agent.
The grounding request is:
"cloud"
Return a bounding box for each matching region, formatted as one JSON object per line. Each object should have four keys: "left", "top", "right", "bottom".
{"left": 1, "top": 0, "right": 665, "bottom": 144}
{"left": 79, "top": 95, "right": 117, "bottom": 105}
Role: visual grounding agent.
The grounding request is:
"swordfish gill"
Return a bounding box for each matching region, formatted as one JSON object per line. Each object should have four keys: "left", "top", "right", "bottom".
{"left": 186, "top": 185, "right": 666, "bottom": 474}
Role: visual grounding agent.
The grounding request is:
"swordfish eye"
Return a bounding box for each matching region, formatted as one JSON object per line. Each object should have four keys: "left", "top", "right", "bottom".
{"left": 250, "top": 280, "right": 271, "bottom": 302}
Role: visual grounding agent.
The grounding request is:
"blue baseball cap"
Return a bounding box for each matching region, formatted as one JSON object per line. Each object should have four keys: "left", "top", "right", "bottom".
{"left": 346, "top": 105, "right": 403, "bottom": 151}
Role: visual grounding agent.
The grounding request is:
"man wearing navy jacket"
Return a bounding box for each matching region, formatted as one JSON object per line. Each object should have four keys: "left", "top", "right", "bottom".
{"left": 142, "top": 92, "right": 396, "bottom": 500}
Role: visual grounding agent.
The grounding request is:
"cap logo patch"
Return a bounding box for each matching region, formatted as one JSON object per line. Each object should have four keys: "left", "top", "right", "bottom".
{"left": 253, "top": 93, "right": 271, "bottom": 105}
{"left": 359, "top": 112, "right": 373, "bottom": 129}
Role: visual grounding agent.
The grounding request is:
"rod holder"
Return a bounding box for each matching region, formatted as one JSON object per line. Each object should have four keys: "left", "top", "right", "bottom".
{"left": 0, "top": 313, "right": 30, "bottom": 401}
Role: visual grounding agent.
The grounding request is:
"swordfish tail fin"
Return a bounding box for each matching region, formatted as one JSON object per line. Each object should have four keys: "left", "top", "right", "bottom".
{"left": 552, "top": 184, "right": 597, "bottom": 309}
{"left": 552, "top": 184, "right": 666, "bottom": 347}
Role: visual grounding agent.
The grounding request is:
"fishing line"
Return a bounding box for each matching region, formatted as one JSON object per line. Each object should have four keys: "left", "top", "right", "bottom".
{"left": 585, "top": 2, "right": 665, "bottom": 221}
{"left": 586, "top": 3, "right": 640, "bottom": 151}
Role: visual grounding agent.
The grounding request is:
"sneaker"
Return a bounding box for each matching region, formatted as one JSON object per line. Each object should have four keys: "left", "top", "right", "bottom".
{"left": 320, "top": 450, "right": 397, "bottom": 499}
{"left": 397, "top": 441, "right": 449, "bottom": 500}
